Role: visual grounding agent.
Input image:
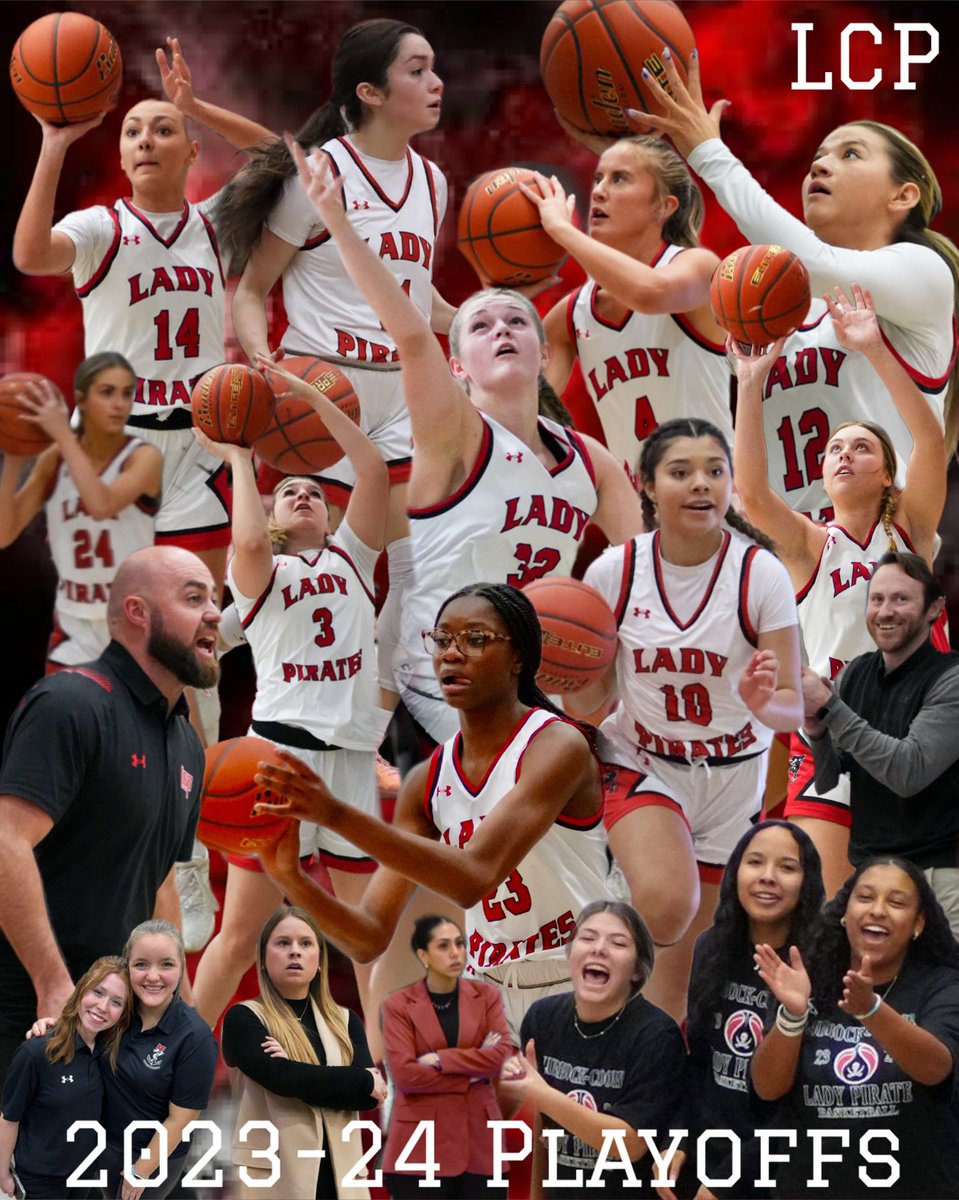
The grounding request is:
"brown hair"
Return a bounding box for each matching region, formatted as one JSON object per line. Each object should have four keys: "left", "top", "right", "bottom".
{"left": 828, "top": 420, "right": 899, "bottom": 547}
{"left": 44, "top": 956, "right": 131, "bottom": 1071}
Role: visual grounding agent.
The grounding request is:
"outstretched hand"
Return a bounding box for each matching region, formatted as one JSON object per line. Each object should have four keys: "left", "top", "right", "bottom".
{"left": 626, "top": 48, "right": 729, "bottom": 159}
{"left": 727, "top": 335, "right": 787, "bottom": 386}
{"left": 824, "top": 284, "right": 881, "bottom": 355}
{"left": 287, "top": 135, "right": 348, "bottom": 232}
{"left": 156, "top": 38, "right": 196, "bottom": 115}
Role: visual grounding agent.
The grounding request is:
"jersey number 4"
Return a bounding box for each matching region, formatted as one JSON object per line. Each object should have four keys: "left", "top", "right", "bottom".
{"left": 154, "top": 308, "right": 200, "bottom": 361}
{"left": 506, "top": 544, "right": 561, "bottom": 589}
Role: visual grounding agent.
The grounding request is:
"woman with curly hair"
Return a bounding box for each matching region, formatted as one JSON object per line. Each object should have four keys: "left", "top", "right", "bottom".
{"left": 752, "top": 857, "right": 959, "bottom": 1198}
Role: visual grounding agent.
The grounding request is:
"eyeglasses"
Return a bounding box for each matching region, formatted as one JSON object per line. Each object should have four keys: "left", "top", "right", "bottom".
{"left": 421, "top": 629, "right": 512, "bottom": 657}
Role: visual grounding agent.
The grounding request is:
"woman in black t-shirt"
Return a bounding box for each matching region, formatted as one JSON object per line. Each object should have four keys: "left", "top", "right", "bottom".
{"left": 221, "top": 906, "right": 386, "bottom": 1199}
{"left": 752, "top": 857, "right": 959, "bottom": 1198}
{"left": 679, "top": 821, "right": 824, "bottom": 1199}
{"left": 502, "top": 900, "right": 686, "bottom": 1199}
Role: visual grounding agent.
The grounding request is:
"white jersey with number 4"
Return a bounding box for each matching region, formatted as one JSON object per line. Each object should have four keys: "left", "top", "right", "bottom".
{"left": 45, "top": 436, "right": 157, "bottom": 622}
{"left": 54, "top": 198, "right": 226, "bottom": 416}
{"left": 569, "top": 244, "right": 732, "bottom": 481}
{"left": 587, "top": 529, "right": 797, "bottom": 765}
{"left": 426, "top": 708, "right": 611, "bottom": 976}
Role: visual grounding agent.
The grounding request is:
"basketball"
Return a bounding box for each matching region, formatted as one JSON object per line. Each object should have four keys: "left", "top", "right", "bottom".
{"left": 524, "top": 577, "right": 618, "bottom": 693}
{"left": 10, "top": 12, "right": 122, "bottom": 126}
{"left": 191, "top": 364, "right": 275, "bottom": 447}
{"left": 540, "top": 0, "right": 695, "bottom": 138}
{"left": 710, "top": 244, "right": 812, "bottom": 347}
{"left": 457, "top": 167, "right": 566, "bottom": 287}
{"left": 0, "top": 373, "right": 57, "bottom": 456}
{"left": 253, "top": 357, "right": 361, "bottom": 474}
{"left": 199, "top": 737, "right": 292, "bottom": 857}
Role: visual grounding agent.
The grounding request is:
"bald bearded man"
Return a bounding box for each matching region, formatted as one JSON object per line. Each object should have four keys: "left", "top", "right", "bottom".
{"left": 0, "top": 546, "right": 220, "bottom": 1085}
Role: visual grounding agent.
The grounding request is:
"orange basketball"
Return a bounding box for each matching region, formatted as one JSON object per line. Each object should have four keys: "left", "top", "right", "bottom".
{"left": 191, "top": 364, "right": 275, "bottom": 447}
{"left": 253, "top": 357, "right": 361, "bottom": 474}
{"left": 524, "top": 576, "right": 618, "bottom": 693}
{"left": 457, "top": 167, "right": 566, "bottom": 287}
{"left": 0, "top": 373, "right": 57, "bottom": 456}
{"left": 540, "top": 0, "right": 695, "bottom": 137}
{"left": 710, "top": 244, "right": 812, "bottom": 347}
{"left": 10, "top": 12, "right": 122, "bottom": 126}
{"left": 199, "top": 737, "right": 292, "bottom": 857}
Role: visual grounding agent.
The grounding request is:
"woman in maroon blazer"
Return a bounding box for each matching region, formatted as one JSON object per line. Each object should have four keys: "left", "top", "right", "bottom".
{"left": 381, "top": 915, "right": 512, "bottom": 1198}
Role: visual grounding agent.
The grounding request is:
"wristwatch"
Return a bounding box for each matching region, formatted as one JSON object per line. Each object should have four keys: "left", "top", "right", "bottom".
{"left": 815, "top": 696, "right": 834, "bottom": 721}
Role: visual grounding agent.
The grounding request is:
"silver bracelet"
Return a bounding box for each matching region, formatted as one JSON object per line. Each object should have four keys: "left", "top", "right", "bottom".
{"left": 776, "top": 1002, "right": 810, "bottom": 1037}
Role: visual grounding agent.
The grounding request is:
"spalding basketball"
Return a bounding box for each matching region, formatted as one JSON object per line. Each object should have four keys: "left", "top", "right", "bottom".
{"left": 0, "top": 373, "right": 57, "bottom": 456}
{"left": 191, "top": 364, "right": 275, "bottom": 446}
{"left": 199, "top": 737, "right": 292, "bottom": 857}
{"left": 458, "top": 167, "right": 566, "bottom": 287}
{"left": 10, "top": 12, "right": 122, "bottom": 126}
{"left": 253, "top": 357, "right": 361, "bottom": 474}
{"left": 541, "top": 0, "right": 695, "bottom": 137}
{"left": 711, "top": 244, "right": 811, "bottom": 347}
{"left": 524, "top": 577, "right": 618, "bottom": 693}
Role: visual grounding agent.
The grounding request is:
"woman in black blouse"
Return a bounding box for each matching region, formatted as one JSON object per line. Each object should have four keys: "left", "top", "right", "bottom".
{"left": 222, "top": 907, "right": 387, "bottom": 1199}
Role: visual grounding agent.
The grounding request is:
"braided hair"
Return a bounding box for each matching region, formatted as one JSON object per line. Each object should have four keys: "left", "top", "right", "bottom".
{"left": 638, "top": 418, "right": 777, "bottom": 552}
{"left": 434, "top": 582, "right": 598, "bottom": 751}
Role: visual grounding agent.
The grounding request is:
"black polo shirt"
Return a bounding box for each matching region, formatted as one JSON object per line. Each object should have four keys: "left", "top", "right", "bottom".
{"left": 102, "top": 997, "right": 217, "bottom": 1160}
{"left": 1, "top": 1032, "right": 104, "bottom": 1176}
{"left": 0, "top": 641, "right": 202, "bottom": 980}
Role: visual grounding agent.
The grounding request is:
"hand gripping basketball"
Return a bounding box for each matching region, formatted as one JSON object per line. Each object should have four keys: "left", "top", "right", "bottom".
{"left": 254, "top": 748, "right": 343, "bottom": 829}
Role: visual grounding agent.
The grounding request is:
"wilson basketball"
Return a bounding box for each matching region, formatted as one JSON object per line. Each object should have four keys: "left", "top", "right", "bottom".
{"left": 253, "top": 357, "right": 360, "bottom": 474}
{"left": 524, "top": 577, "right": 618, "bottom": 693}
{"left": 0, "top": 373, "right": 57, "bottom": 456}
{"left": 199, "top": 737, "right": 292, "bottom": 857}
{"left": 710, "top": 244, "right": 812, "bottom": 347}
{"left": 191, "top": 364, "right": 275, "bottom": 447}
{"left": 540, "top": 0, "right": 695, "bottom": 137}
{"left": 457, "top": 167, "right": 566, "bottom": 287}
{"left": 10, "top": 12, "right": 122, "bottom": 126}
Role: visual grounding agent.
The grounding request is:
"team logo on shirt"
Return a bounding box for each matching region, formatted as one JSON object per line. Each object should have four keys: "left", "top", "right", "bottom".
{"left": 143, "top": 1043, "right": 167, "bottom": 1070}
{"left": 180, "top": 765, "right": 194, "bottom": 796}
{"left": 788, "top": 753, "right": 805, "bottom": 782}
{"left": 833, "top": 1042, "right": 879, "bottom": 1084}
{"left": 724, "top": 1009, "right": 764, "bottom": 1056}
{"left": 568, "top": 1088, "right": 597, "bottom": 1111}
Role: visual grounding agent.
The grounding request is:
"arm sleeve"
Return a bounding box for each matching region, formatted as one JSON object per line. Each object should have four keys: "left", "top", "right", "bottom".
{"left": 746, "top": 549, "right": 800, "bottom": 635}
{"left": 686, "top": 140, "right": 954, "bottom": 334}
{"left": 51, "top": 206, "right": 118, "bottom": 288}
{"left": 0, "top": 1043, "right": 39, "bottom": 1122}
{"left": 820, "top": 664, "right": 959, "bottom": 795}
{"left": 266, "top": 168, "right": 325, "bottom": 247}
{"left": 221, "top": 1005, "right": 377, "bottom": 1111}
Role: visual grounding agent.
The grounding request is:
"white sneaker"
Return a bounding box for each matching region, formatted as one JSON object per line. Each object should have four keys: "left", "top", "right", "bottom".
{"left": 177, "top": 846, "right": 219, "bottom": 953}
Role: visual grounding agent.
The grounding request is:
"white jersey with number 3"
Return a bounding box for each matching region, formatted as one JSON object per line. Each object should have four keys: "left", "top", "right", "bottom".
{"left": 427, "top": 708, "right": 611, "bottom": 976}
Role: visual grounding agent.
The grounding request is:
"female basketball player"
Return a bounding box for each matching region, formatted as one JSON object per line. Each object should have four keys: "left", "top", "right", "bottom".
{"left": 254, "top": 582, "right": 612, "bottom": 1039}
{"left": 190, "top": 359, "right": 389, "bottom": 1030}
{"left": 12, "top": 37, "right": 272, "bottom": 593}
{"left": 284, "top": 135, "right": 643, "bottom": 745}
{"left": 0, "top": 355, "right": 161, "bottom": 670}
{"left": 224, "top": 17, "right": 447, "bottom": 582}
{"left": 519, "top": 137, "right": 731, "bottom": 482}
{"left": 635, "top": 52, "right": 959, "bottom": 524}
{"left": 568, "top": 417, "right": 803, "bottom": 1022}
{"left": 733, "top": 285, "right": 946, "bottom": 896}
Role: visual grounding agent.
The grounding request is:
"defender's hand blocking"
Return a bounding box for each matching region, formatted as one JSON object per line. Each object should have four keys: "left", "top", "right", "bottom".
{"left": 254, "top": 748, "right": 342, "bottom": 827}
{"left": 626, "top": 48, "right": 729, "bottom": 160}
{"left": 824, "top": 284, "right": 882, "bottom": 355}
{"left": 156, "top": 37, "right": 196, "bottom": 115}
{"left": 517, "top": 171, "right": 577, "bottom": 240}
{"left": 287, "top": 135, "right": 348, "bottom": 232}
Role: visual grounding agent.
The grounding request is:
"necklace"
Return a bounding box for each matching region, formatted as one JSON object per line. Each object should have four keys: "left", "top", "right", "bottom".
{"left": 875, "top": 973, "right": 899, "bottom": 1001}
{"left": 429, "top": 989, "right": 456, "bottom": 1011}
{"left": 290, "top": 996, "right": 310, "bottom": 1021}
{"left": 572, "top": 1000, "right": 629, "bottom": 1040}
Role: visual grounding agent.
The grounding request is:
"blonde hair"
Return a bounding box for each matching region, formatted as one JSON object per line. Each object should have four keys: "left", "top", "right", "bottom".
{"left": 853, "top": 121, "right": 959, "bottom": 456}
{"left": 45, "top": 956, "right": 131, "bottom": 1071}
{"left": 829, "top": 420, "right": 899, "bottom": 548}
{"left": 255, "top": 907, "right": 353, "bottom": 1065}
{"left": 617, "top": 135, "right": 705, "bottom": 248}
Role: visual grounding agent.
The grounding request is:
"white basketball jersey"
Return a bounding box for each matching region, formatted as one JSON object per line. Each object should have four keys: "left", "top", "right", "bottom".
{"left": 570, "top": 245, "right": 732, "bottom": 481}
{"left": 231, "top": 527, "right": 379, "bottom": 750}
{"left": 280, "top": 137, "right": 444, "bottom": 364}
{"left": 595, "top": 531, "right": 780, "bottom": 763}
{"left": 73, "top": 199, "right": 226, "bottom": 416}
{"left": 797, "top": 520, "right": 911, "bottom": 682}
{"left": 427, "top": 708, "right": 611, "bottom": 974}
{"left": 45, "top": 437, "right": 157, "bottom": 621}
{"left": 759, "top": 303, "right": 955, "bottom": 522}
{"left": 398, "top": 414, "right": 599, "bottom": 704}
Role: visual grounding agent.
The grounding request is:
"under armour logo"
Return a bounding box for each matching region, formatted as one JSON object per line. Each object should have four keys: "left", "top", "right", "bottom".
{"left": 131, "top": 753, "right": 146, "bottom": 768}
{"left": 436, "top": 785, "right": 452, "bottom": 797}
{"left": 506, "top": 452, "right": 524, "bottom": 463}
{"left": 575, "top": 328, "right": 591, "bottom": 339}
{"left": 123, "top": 235, "right": 140, "bottom": 245}
{"left": 632, "top": 607, "right": 651, "bottom": 618}
{"left": 61, "top": 1074, "right": 74, "bottom": 1083}
{"left": 351, "top": 199, "right": 370, "bottom": 210}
